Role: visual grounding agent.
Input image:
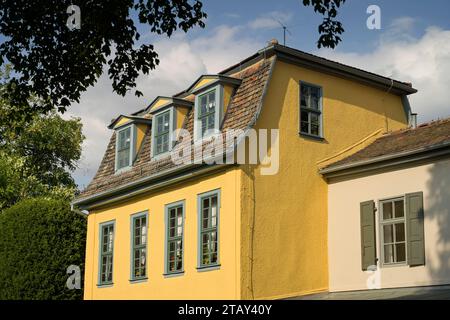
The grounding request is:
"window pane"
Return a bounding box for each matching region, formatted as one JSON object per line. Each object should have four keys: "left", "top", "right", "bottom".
{"left": 309, "top": 86, "right": 320, "bottom": 110}
{"left": 208, "top": 92, "right": 216, "bottom": 110}
{"left": 384, "top": 244, "right": 394, "bottom": 264}
{"left": 396, "top": 243, "right": 406, "bottom": 262}
{"left": 395, "top": 223, "right": 405, "bottom": 242}
{"left": 383, "top": 202, "right": 393, "bottom": 220}
{"left": 300, "top": 111, "right": 309, "bottom": 134}
{"left": 395, "top": 200, "right": 404, "bottom": 218}
{"left": 383, "top": 224, "right": 394, "bottom": 244}
{"left": 310, "top": 113, "right": 320, "bottom": 136}
{"left": 207, "top": 113, "right": 215, "bottom": 130}
{"left": 200, "top": 95, "right": 208, "bottom": 115}
{"left": 300, "top": 85, "right": 309, "bottom": 107}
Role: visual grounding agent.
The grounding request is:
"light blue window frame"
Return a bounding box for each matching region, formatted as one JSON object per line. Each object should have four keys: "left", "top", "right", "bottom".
{"left": 98, "top": 220, "right": 115, "bottom": 287}
{"left": 151, "top": 107, "right": 175, "bottom": 158}
{"left": 194, "top": 85, "right": 223, "bottom": 141}
{"left": 115, "top": 124, "right": 137, "bottom": 173}
{"left": 130, "top": 211, "right": 149, "bottom": 282}
{"left": 164, "top": 200, "right": 186, "bottom": 277}
{"left": 299, "top": 81, "right": 324, "bottom": 139}
{"left": 197, "top": 189, "right": 221, "bottom": 271}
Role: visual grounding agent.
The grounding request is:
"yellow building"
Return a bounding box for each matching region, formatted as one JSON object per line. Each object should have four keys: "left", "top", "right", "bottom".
{"left": 72, "top": 42, "right": 417, "bottom": 300}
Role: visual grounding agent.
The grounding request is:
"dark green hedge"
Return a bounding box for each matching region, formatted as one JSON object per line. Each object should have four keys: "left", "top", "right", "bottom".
{"left": 0, "top": 198, "right": 86, "bottom": 299}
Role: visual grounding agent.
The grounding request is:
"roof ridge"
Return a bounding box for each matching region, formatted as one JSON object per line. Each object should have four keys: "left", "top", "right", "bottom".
{"left": 380, "top": 116, "right": 450, "bottom": 138}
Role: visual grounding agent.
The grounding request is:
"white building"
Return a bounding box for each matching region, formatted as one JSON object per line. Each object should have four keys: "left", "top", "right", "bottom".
{"left": 321, "top": 118, "right": 450, "bottom": 292}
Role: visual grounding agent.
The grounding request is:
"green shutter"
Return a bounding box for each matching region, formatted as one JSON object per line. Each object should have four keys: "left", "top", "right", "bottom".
{"left": 406, "top": 192, "right": 425, "bottom": 266}
{"left": 360, "top": 200, "right": 377, "bottom": 271}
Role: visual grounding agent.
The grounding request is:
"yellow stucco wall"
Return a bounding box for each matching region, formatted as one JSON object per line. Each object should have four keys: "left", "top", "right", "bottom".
{"left": 193, "top": 77, "right": 215, "bottom": 91}
{"left": 223, "top": 84, "right": 234, "bottom": 114}
{"left": 83, "top": 167, "right": 242, "bottom": 300}
{"left": 238, "top": 59, "right": 409, "bottom": 299}
{"left": 176, "top": 106, "right": 190, "bottom": 129}
{"left": 135, "top": 124, "right": 148, "bottom": 152}
{"left": 114, "top": 117, "right": 131, "bottom": 129}
{"left": 149, "top": 97, "right": 171, "bottom": 113}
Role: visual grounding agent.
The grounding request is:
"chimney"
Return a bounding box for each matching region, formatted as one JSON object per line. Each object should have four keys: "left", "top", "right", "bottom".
{"left": 410, "top": 113, "right": 418, "bottom": 128}
{"left": 268, "top": 38, "right": 279, "bottom": 46}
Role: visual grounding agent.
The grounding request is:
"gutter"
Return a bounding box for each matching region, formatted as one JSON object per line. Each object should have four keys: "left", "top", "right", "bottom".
{"left": 320, "top": 141, "right": 450, "bottom": 179}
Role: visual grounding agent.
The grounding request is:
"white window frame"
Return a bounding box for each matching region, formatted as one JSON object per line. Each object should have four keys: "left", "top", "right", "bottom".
{"left": 164, "top": 200, "right": 186, "bottom": 277}
{"left": 151, "top": 107, "right": 175, "bottom": 159}
{"left": 115, "top": 124, "right": 136, "bottom": 173}
{"left": 299, "top": 81, "right": 323, "bottom": 139}
{"left": 378, "top": 196, "right": 408, "bottom": 267}
{"left": 197, "top": 189, "right": 221, "bottom": 272}
{"left": 194, "top": 85, "right": 223, "bottom": 142}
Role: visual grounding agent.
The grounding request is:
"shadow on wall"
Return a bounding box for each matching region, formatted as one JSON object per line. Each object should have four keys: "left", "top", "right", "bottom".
{"left": 426, "top": 159, "right": 450, "bottom": 283}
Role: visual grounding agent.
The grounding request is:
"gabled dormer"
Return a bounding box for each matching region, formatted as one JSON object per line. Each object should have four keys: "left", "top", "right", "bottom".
{"left": 108, "top": 115, "right": 151, "bottom": 173}
{"left": 188, "top": 75, "right": 241, "bottom": 141}
{"left": 147, "top": 96, "right": 193, "bottom": 158}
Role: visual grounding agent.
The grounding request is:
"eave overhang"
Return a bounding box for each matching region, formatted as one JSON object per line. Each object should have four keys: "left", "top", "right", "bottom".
{"left": 108, "top": 115, "right": 152, "bottom": 130}
{"left": 320, "top": 141, "right": 450, "bottom": 180}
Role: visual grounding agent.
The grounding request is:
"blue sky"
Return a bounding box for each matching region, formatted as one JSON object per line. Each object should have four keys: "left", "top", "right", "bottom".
{"left": 65, "top": 0, "right": 450, "bottom": 187}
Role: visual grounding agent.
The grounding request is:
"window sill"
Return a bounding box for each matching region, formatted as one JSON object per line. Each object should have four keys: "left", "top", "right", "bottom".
{"left": 115, "top": 166, "right": 132, "bottom": 175}
{"left": 129, "top": 277, "right": 148, "bottom": 284}
{"left": 299, "top": 132, "right": 325, "bottom": 142}
{"left": 380, "top": 262, "right": 407, "bottom": 269}
{"left": 163, "top": 271, "right": 185, "bottom": 278}
{"left": 196, "top": 264, "right": 221, "bottom": 272}
{"left": 151, "top": 150, "right": 172, "bottom": 162}
{"left": 97, "top": 283, "right": 114, "bottom": 288}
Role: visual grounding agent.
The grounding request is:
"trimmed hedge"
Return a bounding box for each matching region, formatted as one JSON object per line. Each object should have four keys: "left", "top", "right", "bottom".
{"left": 0, "top": 198, "right": 86, "bottom": 299}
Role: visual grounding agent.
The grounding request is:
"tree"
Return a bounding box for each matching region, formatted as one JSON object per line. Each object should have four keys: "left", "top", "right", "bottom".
{"left": 0, "top": 198, "right": 86, "bottom": 300}
{"left": 0, "top": 68, "right": 84, "bottom": 210}
{"left": 0, "top": 0, "right": 207, "bottom": 115}
{"left": 302, "top": 0, "right": 346, "bottom": 49}
{"left": 0, "top": 0, "right": 346, "bottom": 118}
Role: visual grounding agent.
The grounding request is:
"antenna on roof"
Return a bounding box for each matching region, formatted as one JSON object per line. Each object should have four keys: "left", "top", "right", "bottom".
{"left": 273, "top": 17, "right": 292, "bottom": 46}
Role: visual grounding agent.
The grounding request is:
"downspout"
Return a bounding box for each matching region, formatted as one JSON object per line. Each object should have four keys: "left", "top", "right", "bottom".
{"left": 401, "top": 95, "right": 417, "bottom": 128}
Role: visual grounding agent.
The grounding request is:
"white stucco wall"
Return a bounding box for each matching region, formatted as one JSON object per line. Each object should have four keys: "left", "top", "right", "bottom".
{"left": 328, "top": 158, "right": 450, "bottom": 292}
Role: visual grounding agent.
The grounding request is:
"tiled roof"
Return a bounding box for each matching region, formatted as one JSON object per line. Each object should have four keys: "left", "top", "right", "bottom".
{"left": 76, "top": 56, "right": 275, "bottom": 200}
{"left": 323, "top": 118, "right": 450, "bottom": 171}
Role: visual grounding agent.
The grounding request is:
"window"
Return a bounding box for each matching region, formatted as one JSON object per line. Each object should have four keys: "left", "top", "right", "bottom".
{"left": 99, "top": 222, "right": 115, "bottom": 285}
{"left": 116, "top": 126, "right": 133, "bottom": 171}
{"left": 165, "top": 202, "right": 184, "bottom": 274}
{"left": 153, "top": 110, "right": 171, "bottom": 156}
{"left": 380, "top": 198, "right": 407, "bottom": 265}
{"left": 198, "top": 191, "right": 220, "bottom": 268}
{"left": 194, "top": 86, "right": 222, "bottom": 141}
{"left": 131, "top": 213, "right": 147, "bottom": 280}
{"left": 300, "top": 82, "right": 323, "bottom": 137}
{"left": 198, "top": 90, "right": 216, "bottom": 138}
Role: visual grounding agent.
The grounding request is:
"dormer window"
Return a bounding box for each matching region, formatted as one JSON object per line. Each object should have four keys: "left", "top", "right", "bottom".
{"left": 194, "top": 86, "right": 222, "bottom": 141}
{"left": 191, "top": 75, "right": 241, "bottom": 141}
{"left": 153, "top": 110, "right": 171, "bottom": 156}
{"left": 109, "top": 115, "right": 151, "bottom": 173}
{"left": 147, "top": 96, "right": 193, "bottom": 159}
{"left": 115, "top": 125, "right": 134, "bottom": 171}
{"left": 198, "top": 89, "right": 217, "bottom": 137}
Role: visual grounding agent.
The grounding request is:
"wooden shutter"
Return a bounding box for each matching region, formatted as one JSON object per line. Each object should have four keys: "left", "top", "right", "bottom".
{"left": 406, "top": 192, "right": 425, "bottom": 266}
{"left": 360, "top": 200, "right": 377, "bottom": 271}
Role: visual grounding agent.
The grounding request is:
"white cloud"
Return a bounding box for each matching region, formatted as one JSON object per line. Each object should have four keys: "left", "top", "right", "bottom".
{"left": 248, "top": 11, "right": 293, "bottom": 30}
{"left": 70, "top": 15, "right": 450, "bottom": 188}
{"left": 319, "top": 19, "right": 450, "bottom": 124}
{"left": 68, "top": 25, "right": 262, "bottom": 187}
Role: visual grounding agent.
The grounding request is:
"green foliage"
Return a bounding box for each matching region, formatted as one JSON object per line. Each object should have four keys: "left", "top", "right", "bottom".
{"left": 0, "top": 78, "right": 84, "bottom": 210}
{"left": 0, "top": 0, "right": 207, "bottom": 115}
{"left": 302, "top": 0, "right": 346, "bottom": 49}
{"left": 0, "top": 198, "right": 86, "bottom": 300}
